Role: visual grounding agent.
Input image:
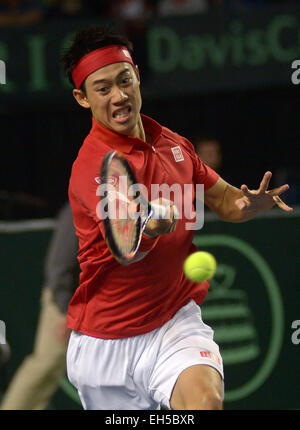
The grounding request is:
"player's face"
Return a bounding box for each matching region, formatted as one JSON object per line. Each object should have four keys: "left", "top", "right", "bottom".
{"left": 81, "top": 62, "right": 143, "bottom": 138}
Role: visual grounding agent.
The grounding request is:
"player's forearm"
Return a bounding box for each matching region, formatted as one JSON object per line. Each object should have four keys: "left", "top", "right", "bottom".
{"left": 204, "top": 178, "right": 253, "bottom": 223}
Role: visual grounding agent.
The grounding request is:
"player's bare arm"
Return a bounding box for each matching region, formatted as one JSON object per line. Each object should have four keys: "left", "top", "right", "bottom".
{"left": 204, "top": 171, "right": 293, "bottom": 223}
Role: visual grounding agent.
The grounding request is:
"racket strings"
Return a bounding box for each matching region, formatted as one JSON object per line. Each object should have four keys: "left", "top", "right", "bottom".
{"left": 107, "top": 158, "right": 141, "bottom": 258}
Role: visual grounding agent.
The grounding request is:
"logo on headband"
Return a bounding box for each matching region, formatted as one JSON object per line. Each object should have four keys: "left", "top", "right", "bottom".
{"left": 122, "top": 49, "right": 131, "bottom": 59}
{"left": 72, "top": 45, "right": 134, "bottom": 89}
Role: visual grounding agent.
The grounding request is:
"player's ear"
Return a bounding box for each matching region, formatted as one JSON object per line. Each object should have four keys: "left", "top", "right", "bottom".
{"left": 73, "top": 88, "right": 90, "bottom": 109}
{"left": 134, "top": 65, "right": 140, "bottom": 83}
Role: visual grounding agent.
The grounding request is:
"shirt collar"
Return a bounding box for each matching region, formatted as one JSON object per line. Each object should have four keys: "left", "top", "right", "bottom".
{"left": 89, "top": 114, "right": 162, "bottom": 153}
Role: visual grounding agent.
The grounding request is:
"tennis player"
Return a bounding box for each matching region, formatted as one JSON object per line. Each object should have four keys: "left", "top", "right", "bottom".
{"left": 61, "top": 26, "right": 292, "bottom": 410}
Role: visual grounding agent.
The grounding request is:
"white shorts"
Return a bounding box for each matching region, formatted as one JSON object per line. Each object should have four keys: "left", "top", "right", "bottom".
{"left": 66, "top": 299, "right": 224, "bottom": 410}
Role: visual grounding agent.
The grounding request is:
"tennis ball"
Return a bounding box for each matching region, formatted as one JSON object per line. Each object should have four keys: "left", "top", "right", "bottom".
{"left": 183, "top": 251, "right": 217, "bottom": 282}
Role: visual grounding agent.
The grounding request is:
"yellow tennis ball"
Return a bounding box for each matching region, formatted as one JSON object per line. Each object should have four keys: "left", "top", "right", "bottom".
{"left": 183, "top": 251, "right": 217, "bottom": 282}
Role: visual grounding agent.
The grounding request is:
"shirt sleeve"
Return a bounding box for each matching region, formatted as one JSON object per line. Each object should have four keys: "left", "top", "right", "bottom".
{"left": 193, "top": 157, "right": 220, "bottom": 190}
{"left": 181, "top": 137, "right": 220, "bottom": 189}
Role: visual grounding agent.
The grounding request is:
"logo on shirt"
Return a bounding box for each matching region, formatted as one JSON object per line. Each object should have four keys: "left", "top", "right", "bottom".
{"left": 94, "top": 176, "right": 118, "bottom": 186}
{"left": 171, "top": 146, "right": 184, "bottom": 162}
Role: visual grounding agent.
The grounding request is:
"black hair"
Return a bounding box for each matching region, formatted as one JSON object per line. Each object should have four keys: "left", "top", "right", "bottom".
{"left": 61, "top": 25, "right": 134, "bottom": 90}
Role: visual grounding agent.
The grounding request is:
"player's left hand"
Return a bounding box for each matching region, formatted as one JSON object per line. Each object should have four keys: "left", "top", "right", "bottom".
{"left": 235, "top": 171, "right": 293, "bottom": 214}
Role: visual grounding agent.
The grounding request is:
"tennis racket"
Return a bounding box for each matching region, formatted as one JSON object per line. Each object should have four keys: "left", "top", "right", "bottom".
{"left": 100, "top": 150, "right": 167, "bottom": 264}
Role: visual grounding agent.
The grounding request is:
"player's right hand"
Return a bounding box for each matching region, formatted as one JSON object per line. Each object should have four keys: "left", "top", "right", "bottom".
{"left": 144, "top": 198, "right": 178, "bottom": 238}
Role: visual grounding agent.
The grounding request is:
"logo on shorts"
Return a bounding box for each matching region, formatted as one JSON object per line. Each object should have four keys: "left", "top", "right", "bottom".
{"left": 200, "top": 351, "right": 222, "bottom": 366}
{"left": 171, "top": 146, "right": 184, "bottom": 162}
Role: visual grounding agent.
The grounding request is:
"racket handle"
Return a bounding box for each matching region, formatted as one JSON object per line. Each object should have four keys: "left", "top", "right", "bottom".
{"left": 150, "top": 203, "right": 167, "bottom": 219}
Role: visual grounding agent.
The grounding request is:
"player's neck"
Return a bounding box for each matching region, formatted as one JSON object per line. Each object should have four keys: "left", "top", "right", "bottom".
{"left": 133, "top": 115, "right": 148, "bottom": 143}
{"left": 130, "top": 115, "right": 152, "bottom": 146}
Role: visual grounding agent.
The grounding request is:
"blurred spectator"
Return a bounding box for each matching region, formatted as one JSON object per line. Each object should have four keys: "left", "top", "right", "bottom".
{"left": 46, "top": 0, "right": 93, "bottom": 20}
{"left": 156, "top": 0, "right": 209, "bottom": 16}
{"left": 274, "top": 167, "right": 300, "bottom": 207}
{"left": 194, "top": 135, "right": 223, "bottom": 173}
{"left": 0, "top": 344, "right": 10, "bottom": 370}
{"left": 0, "top": 343, "right": 10, "bottom": 401}
{"left": 194, "top": 135, "right": 223, "bottom": 214}
{"left": 0, "top": 202, "right": 79, "bottom": 410}
{"left": 108, "top": 1, "right": 156, "bottom": 76}
{"left": 205, "top": 0, "right": 299, "bottom": 10}
{"left": 0, "top": 190, "right": 49, "bottom": 220}
{"left": 0, "top": 0, "right": 44, "bottom": 27}
{"left": 221, "top": 0, "right": 277, "bottom": 9}
{"left": 108, "top": 1, "right": 155, "bottom": 39}
{"left": 108, "top": 0, "right": 154, "bottom": 21}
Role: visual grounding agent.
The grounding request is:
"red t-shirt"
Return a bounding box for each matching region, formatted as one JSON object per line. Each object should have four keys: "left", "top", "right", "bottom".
{"left": 68, "top": 114, "right": 219, "bottom": 339}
